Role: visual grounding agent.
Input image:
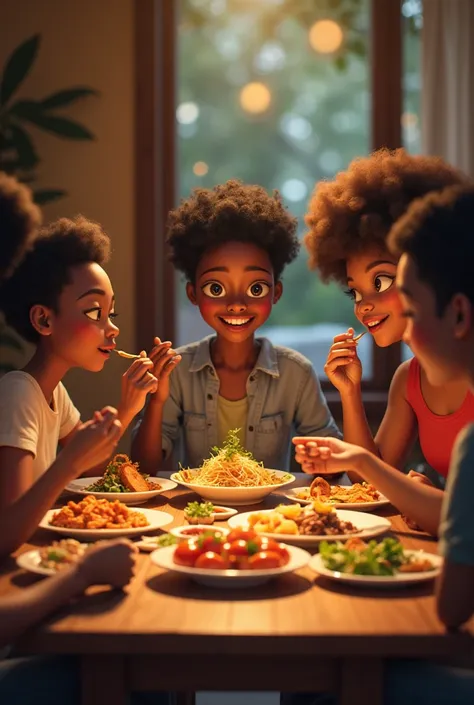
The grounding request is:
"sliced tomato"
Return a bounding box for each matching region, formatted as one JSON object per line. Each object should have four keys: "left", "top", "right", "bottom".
{"left": 194, "top": 551, "right": 229, "bottom": 570}
{"left": 227, "top": 528, "right": 257, "bottom": 543}
{"left": 276, "top": 543, "right": 290, "bottom": 566}
{"left": 198, "top": 531, "right": 225, "bottom": 554}
{"left": 248, "top": 551, "right": 282, "bottom": 570}
{"left": 173, "top": 540, "right": 203, "bottom": 567}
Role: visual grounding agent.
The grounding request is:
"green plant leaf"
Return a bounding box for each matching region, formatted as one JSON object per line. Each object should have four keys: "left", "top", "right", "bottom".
{"left": 41, "top": 87, "right": 98, "bottom": 109}
{"left": 33, "top": 188, "right": 67, "bottom": 205}
{"left": 0, "top": 331, "right": 23, "bottom": 351}
{"left": 0, "top": 35, "right": 40, "bottom": 107}
{"left": 14, "top": 110, "right": 94, "bottom": 140}
{"left": 1, "top": 124, "right": 39, "bottom": 169}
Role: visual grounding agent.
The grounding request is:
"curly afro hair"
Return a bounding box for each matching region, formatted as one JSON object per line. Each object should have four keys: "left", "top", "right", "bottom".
{"left": 0, "top": 172, "right": 42, "bottom": 282}
{"left": 389, "top": 185, "right": 474, "bottom": 314}
{"left": 304, "top": 148, "right": 470, "bottom": 285}
{"left": 167, "top": 179, "right": 300, "bottom": 282}
{"left": 0, "top": 215, "right": 111, "bottom": 344}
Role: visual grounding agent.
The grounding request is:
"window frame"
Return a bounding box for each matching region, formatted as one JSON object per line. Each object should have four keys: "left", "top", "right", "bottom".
{"left": 134, "top": 0, "right": 405, "bottom": 408}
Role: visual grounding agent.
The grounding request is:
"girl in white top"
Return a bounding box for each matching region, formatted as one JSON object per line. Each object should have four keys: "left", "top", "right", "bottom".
{"left": 0, "top": 215, "right": 175, "bottom": 509}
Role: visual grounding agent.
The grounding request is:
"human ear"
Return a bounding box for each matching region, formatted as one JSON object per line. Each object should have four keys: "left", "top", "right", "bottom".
{"left": 186, "top": 282, "right": 198, "bottom": 306}
{"left": 452, "top": 294, "right": 472, "bottom": 339}
{"left": 30, "top": 305, "right": 53, "bottom": 337}
{"left": 273, "top": 280, "right": 283, "bottom": 304}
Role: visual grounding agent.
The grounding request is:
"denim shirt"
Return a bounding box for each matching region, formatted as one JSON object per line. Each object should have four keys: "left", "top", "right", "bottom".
{"left": 133, "top": 335, "right": 341, "bottom": 471}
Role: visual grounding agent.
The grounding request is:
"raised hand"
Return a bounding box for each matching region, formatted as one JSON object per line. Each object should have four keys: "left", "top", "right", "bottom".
{"left": 61, "top": 407, "right": 122, "bottom": 474}
{"left": 76, "top": 539, "right": 137, "bottom": 589}
{"left": 119, "top": 352, "right": 158, "bottom": 419}
{"left": 292, "top": 436, "right": 364, "bottom": 474}
{"left": 148, "top": 336, "right": 181, "bottom": 405}
{"left": 324, "top": 328, "right": 363, "bottom": 395}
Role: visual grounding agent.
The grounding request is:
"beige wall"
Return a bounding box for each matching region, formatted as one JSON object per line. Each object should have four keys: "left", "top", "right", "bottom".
{"left": 0, "top": 0, "right": 136, "bottom": 450}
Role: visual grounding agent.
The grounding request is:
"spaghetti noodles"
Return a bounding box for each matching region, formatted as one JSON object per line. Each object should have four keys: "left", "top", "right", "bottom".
{"left": 176, "top": 429, "right": 290, "bottom": 488}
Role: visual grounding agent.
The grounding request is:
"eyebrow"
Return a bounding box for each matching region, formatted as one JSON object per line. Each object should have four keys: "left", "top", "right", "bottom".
{"left": 347, "top": 259, "right": 396, "bottom": 283}
{"left": 200, "top": 265, "right": 272, "bottom": 276}
{"left": 76, "top": 288, "right": 113, "bottom": 301}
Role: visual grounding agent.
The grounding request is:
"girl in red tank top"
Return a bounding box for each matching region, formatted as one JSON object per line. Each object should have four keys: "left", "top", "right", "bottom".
{"left": 301, "top": 149, "right": 471, "bottom": 478}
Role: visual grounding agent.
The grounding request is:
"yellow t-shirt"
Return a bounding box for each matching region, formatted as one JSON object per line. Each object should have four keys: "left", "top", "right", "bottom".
{"left": 217, "top": 395, "right": 248, "bottom": 447}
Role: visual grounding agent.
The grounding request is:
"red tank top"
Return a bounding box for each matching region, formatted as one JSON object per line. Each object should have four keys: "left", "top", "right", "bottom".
{"left": 406, "top": 357, "right": 474, "bottom": 477}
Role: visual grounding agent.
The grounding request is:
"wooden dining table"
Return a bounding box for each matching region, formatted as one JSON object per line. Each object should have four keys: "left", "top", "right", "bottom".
{"left": 1, "top": 474, "right": 473, "bottom": 705}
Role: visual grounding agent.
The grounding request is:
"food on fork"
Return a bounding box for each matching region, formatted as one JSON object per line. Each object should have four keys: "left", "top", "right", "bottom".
{"left": 38, "top": 539, "right": 88, "bottom": 572}
{"left": 248, "top": 502, "right": 358, "bottom": 537}
{"left": 175, "top": 429, "right": 292, "bottom": 487}
{"left": 50, "top": 495, "right": 149, "bottom": 530}
{"left": 86, "top": 454, "right": 159, "bottom": 494}
{"left": 115, "top": 349, "right": 141, "bottom": 359}
{"left": 319, "top": 537, "right": 437, "bottom": 576}
{"left": 172, "top": 527, "right": 290, "bottom": 571}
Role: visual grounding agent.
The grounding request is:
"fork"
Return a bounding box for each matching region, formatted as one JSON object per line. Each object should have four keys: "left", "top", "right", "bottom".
{"left": 353, "top": 331, "right": 367, "bottom": 343}
{"left": 114, "top": 349, "right": 141, "bottom": 359}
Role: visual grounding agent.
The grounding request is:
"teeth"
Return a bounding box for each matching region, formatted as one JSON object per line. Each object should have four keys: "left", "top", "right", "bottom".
{"left": 367, "top": 320, "right": 382, "bottom": 328}
{"left": 222, "top": 318, "right": 251, "bottom": 326}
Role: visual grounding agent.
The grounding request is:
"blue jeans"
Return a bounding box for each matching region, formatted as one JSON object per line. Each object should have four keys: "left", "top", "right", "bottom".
{"left": 280, "top": 659, "right": 474, "bottom": 705}
{"left": 0, "top": 655, "right": 171, "bottom": 705}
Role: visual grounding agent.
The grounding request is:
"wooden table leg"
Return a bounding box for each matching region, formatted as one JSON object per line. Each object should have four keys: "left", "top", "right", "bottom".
{"left": 339, "top": 658, "right": 384, "bottom": 705}
{"left": 81, "top": 655, "right": 127, "bottom": 705}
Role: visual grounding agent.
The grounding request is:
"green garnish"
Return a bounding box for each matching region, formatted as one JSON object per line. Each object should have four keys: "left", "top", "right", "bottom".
{"left": 154, "top": 534, "right": 178, "bottom": 547}
{"left": 319, "top": 538, "right": 408, "bottom": 576}
{"left": 86, "top": 455, "right": 150, "bottom": 493}
{"left": 184, "top": 501, "right": 215, "bottom": 518}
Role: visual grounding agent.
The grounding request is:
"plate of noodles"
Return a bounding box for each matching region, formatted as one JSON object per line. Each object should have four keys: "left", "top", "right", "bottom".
{"left": 171, "top": 429, "right": 295, "bottom": 505}
{"left": 282, "top": 477, "right": 390, "bottom": 511}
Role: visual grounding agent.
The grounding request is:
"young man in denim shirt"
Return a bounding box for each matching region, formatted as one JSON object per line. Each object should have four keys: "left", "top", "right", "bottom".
{"left": 132, "top": 180, "right": 340, "bottom": 473}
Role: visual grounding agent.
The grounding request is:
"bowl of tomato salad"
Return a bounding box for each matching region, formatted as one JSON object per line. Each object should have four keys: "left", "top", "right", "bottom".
{"left": 150, "top": 527, "right": 311, "bottom": 588}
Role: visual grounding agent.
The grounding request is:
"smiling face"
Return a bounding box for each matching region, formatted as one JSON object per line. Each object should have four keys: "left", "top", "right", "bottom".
{"left": 187, "top": 241, "right": 281, "bottom": 342}
{"left": 397, "top": 253, "right": 473, "bottom": 387}
{"left": 345, "top": 248, "right": 406, "bottom": 347}
{"left": 33, "top": 262, "right": 120, "bottom": 372}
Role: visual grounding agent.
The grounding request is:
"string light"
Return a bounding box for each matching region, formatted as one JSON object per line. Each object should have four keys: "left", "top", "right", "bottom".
{"left": 239, "top": 82, "right": 271, "bottom": 114}
{"left": 309, "top": 19, "right": 343, "bottom": 54}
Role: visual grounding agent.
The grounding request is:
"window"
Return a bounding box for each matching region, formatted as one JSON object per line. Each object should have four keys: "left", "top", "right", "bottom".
{"left": 135, "top": 0, "right": 422, "bottom": 400}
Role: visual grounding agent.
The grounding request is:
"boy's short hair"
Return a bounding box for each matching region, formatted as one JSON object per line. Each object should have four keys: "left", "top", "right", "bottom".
{"left": 0, "top": 216, "right": 111, "bottom": 344}
{"left": 388, "top": 185, "right": 474, "bottom": 314}
{"left": 304, "top": 148, "right": 469, "bottom": 284}
{"left": 167, "top": 179, "right": 300, "bottom": 282}
{"left": 0, "top": 172, "right": 42, "bottom": 282}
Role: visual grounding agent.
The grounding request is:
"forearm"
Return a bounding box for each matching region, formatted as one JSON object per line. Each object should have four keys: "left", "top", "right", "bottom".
{"left": 356, "top": 452, "right": 443, "bottom": 536}
{"left": 0, "top": 456, "right": 81, "bottom": 559}
{"left": 340, "top": 391, "right": 379, "bottom": 481}
{"left": 0, "top": 564, "right": 86, "bottom": 647}
{"left": 130, "top": 401, "right": 164, "bottom": 473}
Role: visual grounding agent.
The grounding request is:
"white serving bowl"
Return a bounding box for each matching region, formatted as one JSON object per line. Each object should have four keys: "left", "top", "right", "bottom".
{"left": 170, "top": 470, "right": 295, "bottom": 506}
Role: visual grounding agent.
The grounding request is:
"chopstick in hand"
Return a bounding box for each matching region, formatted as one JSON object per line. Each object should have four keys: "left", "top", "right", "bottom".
{"left": 353, "top": 331, "right": 366, "bottom": 343}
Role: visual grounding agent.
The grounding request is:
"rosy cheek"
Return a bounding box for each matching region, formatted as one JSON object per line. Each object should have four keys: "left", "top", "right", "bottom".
{"left": 70, "top": 320, "right": 100, "bottom": 341}
{"left": 380, "top": 287, "right": 404, "bottom": 314}
{"left": 254, "top": 297, "right": 273, "bottom": 317}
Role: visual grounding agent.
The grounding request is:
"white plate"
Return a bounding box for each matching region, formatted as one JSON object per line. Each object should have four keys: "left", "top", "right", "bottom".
{"left": 310, "top": 550, "right": 442, "bottom": 587}
{"left": 281, "top": 487, "right": 390, "bottom": 511}
{"left": 150, "top": 544, "right": 311, "bottom": 588}
{"left": 170, "top": 470, "right": 295, "bottom": 506}
{"left": 39, "top": 507, "right": 173, "bottom": 540}
{"left": 170, "top": 525, "right": 230, "bottom": 540}
{"left": 227, "top": 509, "right": 391, "bottom": 546}
{"left": 64, "top": 477, "right": 176, "bottom": 505}
{"left": 135, "top": 536, "right": 177, "bottom": 552}
{"left": 208, "top": 506, "right": 238, "bottom": 520}
{"left": 16, "top": 549, "right": 83, "bottom": 577}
